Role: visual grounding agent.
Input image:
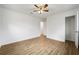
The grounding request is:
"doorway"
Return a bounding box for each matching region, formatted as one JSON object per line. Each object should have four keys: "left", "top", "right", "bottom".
{"left": 65, "top": 16, "right": 75, "bottom": 42}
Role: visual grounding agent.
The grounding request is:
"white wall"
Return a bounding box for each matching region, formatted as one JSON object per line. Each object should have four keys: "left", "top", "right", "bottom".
{"left": 47, "top": 8, "right": 79, "bottom": 42}
{"left": 0, "top": 7, "right": 41, "bottom": 45}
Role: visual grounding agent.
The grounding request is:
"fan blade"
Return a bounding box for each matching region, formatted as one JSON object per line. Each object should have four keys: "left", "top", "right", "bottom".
{"left": 33, "top": 10, "right": 37, "bottom": 12}
{"left": 44, "top": 4, "right": 48, "bottom": 8}
{"left": 33, "top": 10, "right": 40, "bottom": 12}
{"left": 43, "top": 10, "right": 48, "bottom": 12}
{"left": 34, "top": 4, "right": 39, "bottom": 8}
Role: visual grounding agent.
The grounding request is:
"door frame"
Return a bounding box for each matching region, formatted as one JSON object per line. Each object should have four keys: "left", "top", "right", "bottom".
{"left": 65, "top": 15, "right": 78, "bottom": 48}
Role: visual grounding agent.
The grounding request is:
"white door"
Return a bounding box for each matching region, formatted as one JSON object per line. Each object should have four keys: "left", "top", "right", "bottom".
{"left": 75, "top": 11, "right": 78, "bottom": 48}
{"left": 40, "top": 21, "right": 44, "bottom": 34}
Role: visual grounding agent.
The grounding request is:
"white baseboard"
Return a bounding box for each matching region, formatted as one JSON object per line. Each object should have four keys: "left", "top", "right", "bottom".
{"left": 47, "top": 36, "right": 65, "bottom": 42}
{"left": 1, "top": 35, "right": 65, "bottom": 46}
{"left": 1, "top": 35, "right": 40, "bottom": 46}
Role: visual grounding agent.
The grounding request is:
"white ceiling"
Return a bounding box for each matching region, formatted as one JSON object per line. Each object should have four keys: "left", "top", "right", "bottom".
{"left": 0, "top": 4, "right": 79, "bottom": 19}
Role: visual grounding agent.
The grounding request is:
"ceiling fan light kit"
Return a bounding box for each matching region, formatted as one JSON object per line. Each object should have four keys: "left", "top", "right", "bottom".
{"left": 33, "top": 4, "right": 48, "bottom": 14}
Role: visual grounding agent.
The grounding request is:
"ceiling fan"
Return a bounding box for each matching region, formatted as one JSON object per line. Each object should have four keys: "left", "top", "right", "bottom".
{"left": 33, "top": 4, "right": 48, "bottom": 14}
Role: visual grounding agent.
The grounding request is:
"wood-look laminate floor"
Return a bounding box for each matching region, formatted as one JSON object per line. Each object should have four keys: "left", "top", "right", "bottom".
{"left": 0, "top": 35, "right": 79, "bottom": 55}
